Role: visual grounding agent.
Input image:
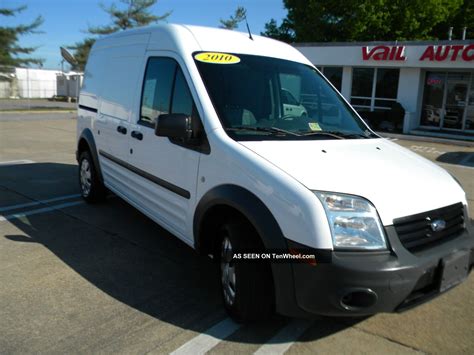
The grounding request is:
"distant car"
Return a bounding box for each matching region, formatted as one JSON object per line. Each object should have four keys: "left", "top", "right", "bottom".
{"left": 281, "top": 89, "right": 307, "bottom": 117}
{"left": 423, "top": 105, "right": 441, "bottom": 125}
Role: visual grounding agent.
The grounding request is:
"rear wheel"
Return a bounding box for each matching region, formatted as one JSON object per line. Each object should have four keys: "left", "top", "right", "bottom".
{"left": 78, "top": 150, "right": 106, "bottom": 203}
{"left": 219, "top": 221, "right": 274, "bottom": 322}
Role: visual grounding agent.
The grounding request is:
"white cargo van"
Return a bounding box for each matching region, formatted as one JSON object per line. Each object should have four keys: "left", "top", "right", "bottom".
{"left": 77, "top": 24, "right": 473, "bottom": 322}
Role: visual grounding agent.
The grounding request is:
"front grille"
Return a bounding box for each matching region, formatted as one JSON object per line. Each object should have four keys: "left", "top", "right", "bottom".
{"left": 393, "top": 203, "right": 465, "bottom": 252}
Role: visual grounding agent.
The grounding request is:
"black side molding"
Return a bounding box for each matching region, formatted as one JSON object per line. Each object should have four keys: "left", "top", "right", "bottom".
{"left": 78, "top": 104, "right": 98, "bottom": 113}
{"left": 98, "top": 150, "right": 191, "bottom": 199}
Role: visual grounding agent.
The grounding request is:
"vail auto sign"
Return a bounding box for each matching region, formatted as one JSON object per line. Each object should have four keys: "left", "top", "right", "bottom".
{"left": 419, "top": 45, "right": 474, "bottom": 61}
{"left": 362, "top": 44, "right": 474, "bottom": 62}
{"left": 362, "top": 46, "right": 406, "bottom": 61}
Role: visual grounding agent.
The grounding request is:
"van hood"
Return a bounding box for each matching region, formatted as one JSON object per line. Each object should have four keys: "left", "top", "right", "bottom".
{"left": 239, "top": 138, "right": 466, "bottom": 226}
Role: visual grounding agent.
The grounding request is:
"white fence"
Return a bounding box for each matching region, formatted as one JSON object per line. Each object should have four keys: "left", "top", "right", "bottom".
{"left": 0, "top": 67, "right": 82, "bottom": 99}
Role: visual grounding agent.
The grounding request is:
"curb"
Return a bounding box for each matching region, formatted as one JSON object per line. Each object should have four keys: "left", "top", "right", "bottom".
{"left": 378, "top": 132, "right": 474, "bottom": 148}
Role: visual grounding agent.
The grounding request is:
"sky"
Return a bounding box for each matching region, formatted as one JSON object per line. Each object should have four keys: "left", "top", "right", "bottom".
{"left": 1, "top": 0, "right": 288, "bottom": 70}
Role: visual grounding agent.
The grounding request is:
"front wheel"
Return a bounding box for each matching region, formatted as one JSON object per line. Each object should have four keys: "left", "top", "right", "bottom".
{"left": 78, "top": 150, "right": 106, "bottom": 203}
{"left": 219, "top": 222, "right": 274, "bottom": 322}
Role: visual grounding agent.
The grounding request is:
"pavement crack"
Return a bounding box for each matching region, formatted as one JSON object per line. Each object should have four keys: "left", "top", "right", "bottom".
{"left": 351, "top": 324, "right": 427, "bottom": 354}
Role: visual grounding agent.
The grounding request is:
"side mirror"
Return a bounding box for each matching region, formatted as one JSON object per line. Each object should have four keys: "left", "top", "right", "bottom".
{"left": 155, "top": 113, "right": 193, "bottom": 140}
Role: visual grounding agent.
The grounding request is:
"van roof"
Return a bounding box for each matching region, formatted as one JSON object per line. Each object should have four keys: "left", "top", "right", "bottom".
{"left": 91, "top": 23, "right": 311, "bottom": 65}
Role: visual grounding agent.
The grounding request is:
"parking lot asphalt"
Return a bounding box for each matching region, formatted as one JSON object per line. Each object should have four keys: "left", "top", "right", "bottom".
{"left": 0, "top": 113, "right": 473, "bottom": 354}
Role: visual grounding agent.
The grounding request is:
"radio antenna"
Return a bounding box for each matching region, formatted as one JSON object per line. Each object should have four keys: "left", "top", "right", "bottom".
{"left": 244, "top": 15, "right": 253, "bottom": 40}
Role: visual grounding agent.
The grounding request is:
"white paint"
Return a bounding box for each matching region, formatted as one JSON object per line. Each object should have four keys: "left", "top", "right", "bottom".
{"left": 0, "top": 200, "right": 84, "bottom": 222}
{"left": 254, "top": 319, "right": 313, "bottom": 355}
{"left": 239, "top": 138, "right": 466, "bottom": 227}
{"left": 0, "top": 194, "right": 81, "bottom": 213}
{"left": 170, "top": 317, "right": 241, "bottom": 355}
{"left": 0, "top": 160, "right": 35, "bottom": 166}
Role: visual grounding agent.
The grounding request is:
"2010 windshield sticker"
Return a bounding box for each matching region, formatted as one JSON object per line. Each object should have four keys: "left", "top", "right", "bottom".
{"left": 194, "top": 52, "right": 241, "bottom": 64}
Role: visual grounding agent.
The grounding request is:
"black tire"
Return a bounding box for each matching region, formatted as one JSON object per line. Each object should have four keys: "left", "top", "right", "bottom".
{"left": 218, "top": 221, "right": 274, "bottom": 323}
{"left": 78, "top": 150, "right": 106, "bottom": 203}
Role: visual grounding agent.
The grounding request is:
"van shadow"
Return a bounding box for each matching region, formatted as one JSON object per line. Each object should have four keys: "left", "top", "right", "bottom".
{"left": 1, "top": 162, "right": 359, "bottom": 345}
{"left": 436, "top": 151, "right": 474, "bottom": 168}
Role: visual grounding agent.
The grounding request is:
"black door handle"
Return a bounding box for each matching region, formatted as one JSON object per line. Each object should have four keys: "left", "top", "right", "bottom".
{"left": 131, "top": 130, "right": 143, "bottom": 140}
{"left": 117, "top": 126, "right": 127, "bottom": 134}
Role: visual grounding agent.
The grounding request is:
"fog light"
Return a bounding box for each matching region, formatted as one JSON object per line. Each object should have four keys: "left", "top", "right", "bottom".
{"left": 340, "top": 289, "right": 377, "bottom": 310}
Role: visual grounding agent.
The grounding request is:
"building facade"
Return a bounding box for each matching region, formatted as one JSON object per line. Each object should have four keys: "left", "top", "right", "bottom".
{"left": 295, "top": 41, "right": 474, "bottom": 138}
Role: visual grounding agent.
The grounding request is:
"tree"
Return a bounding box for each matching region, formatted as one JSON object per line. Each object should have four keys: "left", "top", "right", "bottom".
{"left": 68, "top": 38, "right": 95, "bottom": 72}
{"left": 431, "top": 0, "right": 474, "bottom": 40}
{"left": 0, "top": 5, "right": 44, "bottom": 67}
{"left": 261, "top": 18, "right": 295, "bottom": 42}
{"left": 70, "top": 0, "right": 171, "bottom": 71}
{"left": 220, "top": 6, "right": 247, "bottom": 30}
{"left": 262, "top": 0, "right": 465, "bottom": 42}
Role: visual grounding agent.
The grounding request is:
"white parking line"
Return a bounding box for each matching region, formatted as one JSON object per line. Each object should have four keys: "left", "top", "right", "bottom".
{"left": 409, "top": 145, "right": 446, "bottom": 155}
{"left": 253, "top": 319, "right": 313, "bottom": 355}
{"left": 0, "top": 200, "right": 84, "bottom": 222}
{"left": 0, "top": 194, "right": 81, "bottom": 213}
{"left": 0, "top": 160, "right": 35, "bottom": 166}
{"left": 170, "top": 317, "right": 241, "bottom": 355}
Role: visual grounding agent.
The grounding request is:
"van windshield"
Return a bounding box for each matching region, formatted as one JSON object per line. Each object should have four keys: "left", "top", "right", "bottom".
{"left": 194, "top": 52, "right": 376, "bottom": 141}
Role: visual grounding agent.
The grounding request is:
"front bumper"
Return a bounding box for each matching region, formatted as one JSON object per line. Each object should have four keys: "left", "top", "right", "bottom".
{"left": 290, "top": 220, "right": 474, "bottom": 317}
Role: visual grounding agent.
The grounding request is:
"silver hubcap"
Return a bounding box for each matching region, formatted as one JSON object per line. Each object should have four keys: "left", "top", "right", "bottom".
{"left": 221, "top": 237, "right": 236, "bottom": 306}
{"left": 80, "top": 158, "right": 92, "bottom": 197}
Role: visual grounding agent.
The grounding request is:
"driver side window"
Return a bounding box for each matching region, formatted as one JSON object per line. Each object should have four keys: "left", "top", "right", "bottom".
{"left": 140, "top": 57, "right": 198, "bottom": 127}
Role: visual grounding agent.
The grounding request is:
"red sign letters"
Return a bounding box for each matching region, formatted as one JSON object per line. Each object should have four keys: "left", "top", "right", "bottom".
{"left": 362, "top": 46, "right": 406, "bottom": 61}
{"left": 362, "top": 44, "right": 474, "bottom": 62}
{"left": 419, "top": 45, "right": 474, "bottom": 61}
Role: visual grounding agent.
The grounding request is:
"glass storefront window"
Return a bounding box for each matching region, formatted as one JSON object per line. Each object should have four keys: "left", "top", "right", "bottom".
{"left": 444, "top": 81, "right": 467, "bottom": 129}
{"left": 375, "top": 69, "right": 399, "bottom": 99}
{"left": 350, "top": 68, "right": 400, "bottom": 111}
{"left": 421, "top": 71, "right": 473, "bottom": 132}
{"left": 351, "top": 68, "right": 374, "bottom": 97}
{"left": 318, "top": 66, "right": 342, "bottom": 91}
{"left": 420, "top": 72, "right": 444, "bottom": 127}
{"left": 322, "top": 67, "right": 342, "bottom": 91}
{"left": 467, "top": 87, "right": 474, "bottom": 131}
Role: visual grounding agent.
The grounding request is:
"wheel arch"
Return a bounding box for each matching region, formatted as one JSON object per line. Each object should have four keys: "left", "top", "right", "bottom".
{"left": 193, "top": 184, "right": 302, "bottom": 316}
{"left": 77, "top": 128, "right": 103, "bottom": 184}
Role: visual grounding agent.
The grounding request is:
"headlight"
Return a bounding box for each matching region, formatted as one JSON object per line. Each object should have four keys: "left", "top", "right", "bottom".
{"left": 315, "top": 192, "right": 387, "bottom": 250}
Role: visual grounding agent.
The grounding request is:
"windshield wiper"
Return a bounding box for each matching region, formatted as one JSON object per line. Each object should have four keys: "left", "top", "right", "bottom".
{"left": 226, "top": 126, "right": 301, "bottom": 136}
{"left": 299, "top": 131, "right": 345, "bottom": 139}
{"left": 300, "top": 130, "right": 372, "bottom": 139}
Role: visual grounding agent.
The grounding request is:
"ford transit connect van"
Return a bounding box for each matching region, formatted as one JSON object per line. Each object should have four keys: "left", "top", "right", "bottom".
{"left": 77, "top": 24, "right": 473, "bottom": 322}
